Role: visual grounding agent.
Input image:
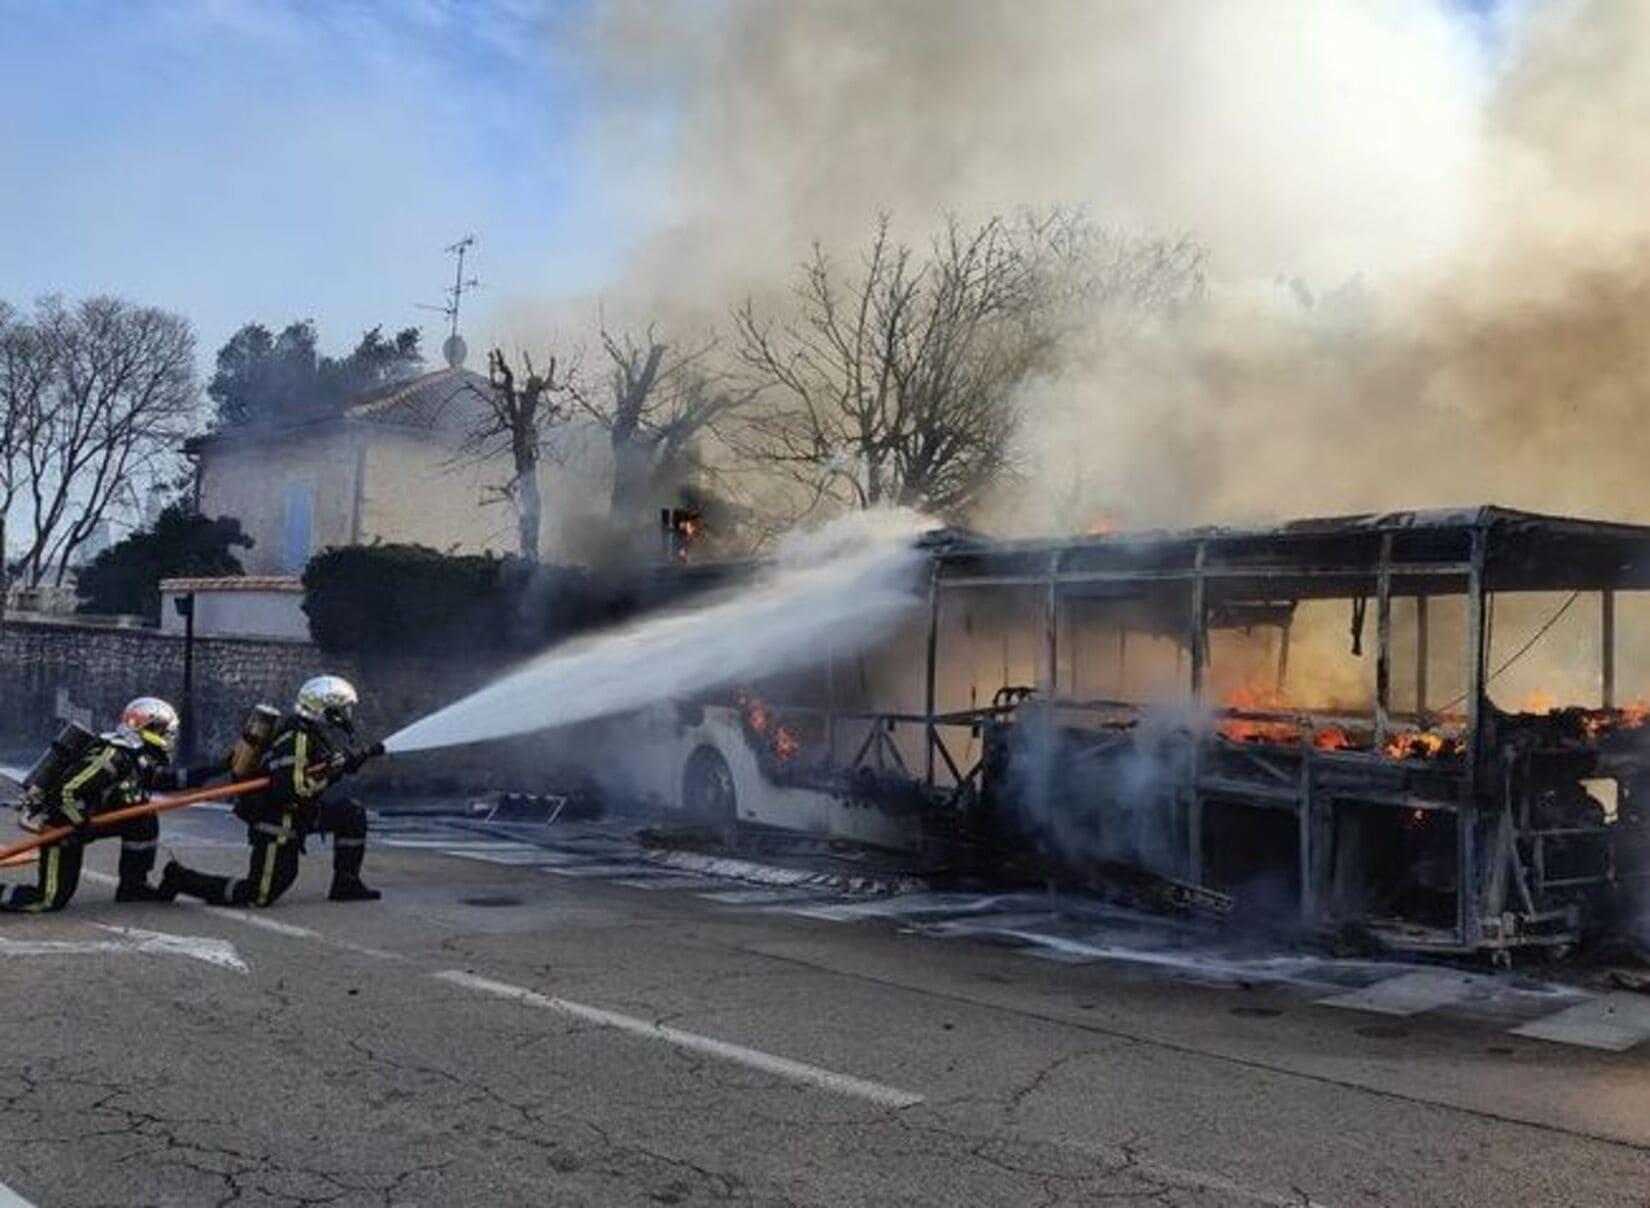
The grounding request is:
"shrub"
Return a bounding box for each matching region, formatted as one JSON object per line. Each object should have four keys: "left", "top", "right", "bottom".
{"left": 302, "top": 544, "right": 745, "bottom": 656}
{"left": 76, "top": 505, "right": 251, "bottom": 619}
{"left": 301, "top": 544, "right": 506, "bottom": 654}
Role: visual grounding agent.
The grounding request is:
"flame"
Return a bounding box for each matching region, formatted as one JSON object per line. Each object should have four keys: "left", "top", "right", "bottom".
{"left": 1313, "top": 727, "right": 1354, "bottom": 751}
{"left": 1382, "top": 729, "right": 1458, "bottom": 760}
{"left": 1581, "top": 698, "right": 1650, "bottom": 741}
{"left": 1086, "top": 515, "right": 1121, "bottom": 537}
{"left": 736, "top": 691, "right": 801, "bottom": 764}
{"left": 1517, "top": 688, "right": 1559, "bottom": 714}
{"left": 1218, "top": 684, "right": 1300, "bottom": 745}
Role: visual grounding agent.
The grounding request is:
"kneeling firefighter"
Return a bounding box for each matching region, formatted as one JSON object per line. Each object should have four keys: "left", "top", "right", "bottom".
{"left": 1, "top": 698, "right": 182, "bottom": 912}
{"left": 161, "top": 675, "right": 384, "bottom": 906}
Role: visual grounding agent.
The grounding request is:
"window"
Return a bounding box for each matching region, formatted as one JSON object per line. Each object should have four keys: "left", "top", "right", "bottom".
{"left": 282, "top": 481, "right": 314, "bottom": 573}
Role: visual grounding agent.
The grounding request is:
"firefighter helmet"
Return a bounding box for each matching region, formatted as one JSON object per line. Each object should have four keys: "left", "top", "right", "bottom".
{"left": 110, "top": 697, "right": 180, "bottom": 757}
{"left": 296, "top": 675, "right": 359, "bottom": 733}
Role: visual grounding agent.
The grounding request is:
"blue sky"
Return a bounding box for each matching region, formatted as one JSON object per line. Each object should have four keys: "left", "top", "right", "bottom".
{"left": 0, "top": 0, "right": 638, "bottom": 365}
{"left": 0, "top": 0, "right": 1508, "bottom": 372}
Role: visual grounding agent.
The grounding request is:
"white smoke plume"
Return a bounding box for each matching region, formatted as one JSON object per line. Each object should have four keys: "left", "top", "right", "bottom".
{"left": 530, "top": 0, "right": 1650, "bottom": 534}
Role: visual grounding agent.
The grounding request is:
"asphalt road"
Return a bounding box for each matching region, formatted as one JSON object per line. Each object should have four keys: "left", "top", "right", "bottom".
{"left": 0, "top": 814, "right": 1646, "bottom": 1207}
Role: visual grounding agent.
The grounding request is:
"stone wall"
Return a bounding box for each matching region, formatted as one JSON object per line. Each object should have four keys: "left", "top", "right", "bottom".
{"left": 0, "top": 617, "right": 571, "bottom": 796}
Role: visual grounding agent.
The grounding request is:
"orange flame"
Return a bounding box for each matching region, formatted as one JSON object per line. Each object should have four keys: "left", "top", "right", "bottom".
{"left": 1517, "top": 688, "right": 1558, "bottom": 714}
{"left": 736, "top": 691, "right": 801, "bottom": 765}
{"left": 1581, "top": 699, "right": 1650, "bottom": 741}
{"left": 1382, "top": 729, "right": 1458, "bottom": 760}
{"left": 1218, "top": 684, "right": 1300, "bottom": 745}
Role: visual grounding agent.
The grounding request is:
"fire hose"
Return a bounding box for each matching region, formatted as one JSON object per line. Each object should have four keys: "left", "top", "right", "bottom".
{"left": 0, "top": 777, "right": 274, "bottom": 866}
{"left": 0, "top": 746, "right": 383, "bottom": 867}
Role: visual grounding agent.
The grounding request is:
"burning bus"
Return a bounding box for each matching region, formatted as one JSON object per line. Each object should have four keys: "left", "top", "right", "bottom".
{"left": 635, "top": 507, "right": 1650, "bottom": 960}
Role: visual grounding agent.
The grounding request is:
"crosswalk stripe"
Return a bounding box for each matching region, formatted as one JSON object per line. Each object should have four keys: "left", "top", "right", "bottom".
{"left": 697, "top": 887, "right": 835, "bottom": 905}
{"left": 610, "top": 875, "right": 719, "bottom": 891}
{"left": 544, "top": 862, "right": 652, "bottom": 878}
{"left": 1317, "top": 970, "right": 1482, "bottom": 1017}
{"left": 1511, "top": 993, "right": 1650, "bottom": 1051}
{"left": 444, "top": 849, "right": 586, "bottom": 866}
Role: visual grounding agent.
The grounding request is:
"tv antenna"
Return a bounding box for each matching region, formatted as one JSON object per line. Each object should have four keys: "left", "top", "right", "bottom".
{"left": 421, "top": 235, "right": 480, "bottom": 367}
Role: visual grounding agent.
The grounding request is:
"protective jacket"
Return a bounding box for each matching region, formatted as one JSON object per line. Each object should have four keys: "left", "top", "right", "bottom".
{"left": 1, "top": 738, "right": 169, "bottom": 912}
{"left": 167, "top": 714, "right": 376, "bottom": 908}
{"left": 234, "top": 716, "right": 342, "bottom": 829}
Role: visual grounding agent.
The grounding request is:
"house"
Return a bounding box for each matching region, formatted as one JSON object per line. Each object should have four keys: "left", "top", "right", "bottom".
{"left": 186, "top": 366, "right": 610, "bottom": 577}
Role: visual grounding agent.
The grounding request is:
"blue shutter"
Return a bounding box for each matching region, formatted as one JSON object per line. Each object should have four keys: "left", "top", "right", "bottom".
{"left": 282, "top": 482, "right": 314, "bottom": 572}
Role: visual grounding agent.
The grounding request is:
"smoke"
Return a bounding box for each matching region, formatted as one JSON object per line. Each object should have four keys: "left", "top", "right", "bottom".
{"left": 542, "top": 0, "right": 1650, "bottom": 533}
{"left": 383, "top": 507, "right": 929, "bottom": 752}
{"left": 1002, "top": 702, "right": 1201, "bottom": 879}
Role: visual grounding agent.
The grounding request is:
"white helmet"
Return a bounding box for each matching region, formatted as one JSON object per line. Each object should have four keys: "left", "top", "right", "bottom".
{"left": 296, "top": 675, "right": 359, "bottom": 733}
{"left": 109, "top": 697, "right": 180, "bottom": 757}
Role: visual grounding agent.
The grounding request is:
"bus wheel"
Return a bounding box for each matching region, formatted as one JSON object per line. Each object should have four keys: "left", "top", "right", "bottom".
{"left": 683, "top": 745, "right": 738, "bottom": 839}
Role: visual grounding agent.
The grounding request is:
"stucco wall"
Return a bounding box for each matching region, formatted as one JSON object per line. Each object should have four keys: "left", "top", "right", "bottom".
{"left": 360, "top": 428, "right": 510, "bottom": 555}
{"left": 197, "top": 417, "right": 619, "bottom": 570}
{"left": 196, "top": 428, "right": 363, "bottom": 576}
{"left": 159, "top": 585, "right": 309, "bottom": 642}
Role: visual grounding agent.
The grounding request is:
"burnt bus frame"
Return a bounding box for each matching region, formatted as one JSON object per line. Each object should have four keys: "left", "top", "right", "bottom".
{"left": 902, "top": 506, "right": 1650, "bottom": 956}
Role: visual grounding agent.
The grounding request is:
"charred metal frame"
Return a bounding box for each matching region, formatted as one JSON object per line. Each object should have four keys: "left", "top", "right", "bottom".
{"left": 891, "top": 507, "right": 1650, "bottom": 957}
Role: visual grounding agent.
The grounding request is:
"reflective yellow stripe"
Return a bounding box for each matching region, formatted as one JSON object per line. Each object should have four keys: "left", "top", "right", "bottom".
{"left": 26, "top": 847, "right": 60, "bottom": 913}
{"left": 292, "top": 730, "right": 324, "bottom": 797}
{"left": 257, "top": 842, "right": 279, "bottom": 905}
{"left": 59, "top": 748, "right": 113, "bottom": 824}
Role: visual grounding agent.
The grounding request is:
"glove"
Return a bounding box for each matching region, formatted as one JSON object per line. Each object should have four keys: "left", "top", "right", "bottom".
{"left": 342, "top": 742, "right": 384, "bottom": 775}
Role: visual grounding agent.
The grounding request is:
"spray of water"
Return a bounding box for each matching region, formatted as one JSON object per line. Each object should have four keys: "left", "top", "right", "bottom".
{"left": 383, "top": 509, "right": 933, "bottom": 754}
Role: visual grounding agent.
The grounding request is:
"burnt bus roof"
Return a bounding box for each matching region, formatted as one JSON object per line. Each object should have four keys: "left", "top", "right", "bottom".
{"left": 927, "top": 506, "right": 1650, "bottom": 598}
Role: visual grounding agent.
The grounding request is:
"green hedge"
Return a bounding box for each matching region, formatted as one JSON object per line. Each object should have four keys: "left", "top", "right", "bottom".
{"left": 302, "top": 545, "right": 501, "bottom": 654}
{"left": 301, "top": 545, "right": 612, "bottom": 655}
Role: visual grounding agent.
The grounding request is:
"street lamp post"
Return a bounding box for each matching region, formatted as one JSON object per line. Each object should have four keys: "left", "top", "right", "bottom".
{"left": 173, "top": 592, "right": 196, "bottom": 763}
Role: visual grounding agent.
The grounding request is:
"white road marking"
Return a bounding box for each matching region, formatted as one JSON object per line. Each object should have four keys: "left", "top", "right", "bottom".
{"left": 1511, "top": 992, "right": 1650, "bottom": 1051}
{"left": 81, "top": 870, "right": 402, "bottom": 961}
{"left": 445, "top": 849, "right": 585, "bottom": 866}
{"left": 433, "top": 969, "right": 925, "bottom": 1109}
{"left": 609, "top": 875, "right": 717, "bottom": 891}
{"left": 697, "top": 887, "right": 827, "bottom": 905}
{"left": 778, "top": 893, "right": 1016, "bottom": 922}
{"left": 543, "top": 862, "right": 655, "bottom": 877}
{"left": 379, "top": 838, "right": 528, "bottom": 850}
{"left": 0, "top": 924, "right": 247, "bottom": 973}
{"left": 203, "top": 908, "right": 404, "bottom": 962}
{"left": 0, "top": 1177, "right": 35, "bottom": 1207}
{"left": 1318, "top": 970, "right": 1481, "bottom": 1017}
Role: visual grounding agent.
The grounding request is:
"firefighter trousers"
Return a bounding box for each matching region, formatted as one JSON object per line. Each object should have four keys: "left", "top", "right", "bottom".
{"left": 0, "top": 813, "right": 159, "bottom": 913}
{"left": 167, "top": 798, "right": 369, "bottom": 908}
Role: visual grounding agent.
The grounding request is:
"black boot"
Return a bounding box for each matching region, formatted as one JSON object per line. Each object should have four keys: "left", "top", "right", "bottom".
{"left": 329, "top": 876, "right": 381, "bottom": 902}
{"left": 330, "top": 825, "right": 379, "bottom": 901}
{"left": 115, "top": 880, "right": 172, "bottom": 903}
{"left": 160, "top": 858, "right": 228, "bottom": 905}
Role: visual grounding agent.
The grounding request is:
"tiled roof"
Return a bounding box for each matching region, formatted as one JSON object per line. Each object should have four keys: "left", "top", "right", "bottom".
{"left": 159, "top": 576, "right": 303, "bottom": 593}
{"left": 186, "top": 367, "right": 498, "bottom": 452}
{"left": 345, "top": 367, "right": 496, "bottom": 432}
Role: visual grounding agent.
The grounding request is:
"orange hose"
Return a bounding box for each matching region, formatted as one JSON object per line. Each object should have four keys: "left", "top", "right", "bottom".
{"left": 0, "top": 775, "right": 274, "bottom": 866}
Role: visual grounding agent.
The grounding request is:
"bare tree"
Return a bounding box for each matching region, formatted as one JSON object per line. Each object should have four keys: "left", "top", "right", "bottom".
{"left": 732, "top": 212, "right": 1205, "bottom": 522}
{"left": 0, "top": 304, "right": 57, "bottom": 610}
{"left": 732, "top": 215, "right": 1052, "bottom": 520}
{"left": 582, "top": 325, "right": 753, "bottom": 543}
{"left": 9, "top": 297, "right": 198, "bottom": 589}
{"left": 476, "top": 348, "right": 575, "bottom": 561}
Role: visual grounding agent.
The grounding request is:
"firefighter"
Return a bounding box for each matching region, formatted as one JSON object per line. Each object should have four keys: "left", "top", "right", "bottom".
{"left": 0, "top": 698, "right": 181, "bottom": 912}
{"left": 160, "top": 675, "right": 383, "bottom": 907}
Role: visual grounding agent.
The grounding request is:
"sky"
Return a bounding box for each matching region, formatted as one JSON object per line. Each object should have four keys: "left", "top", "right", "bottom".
{"left": 0, "top": 0, "right": 639, "bottom": 367}
{"left": 0, "top": 0, "right": 1508, "bottom": 374}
